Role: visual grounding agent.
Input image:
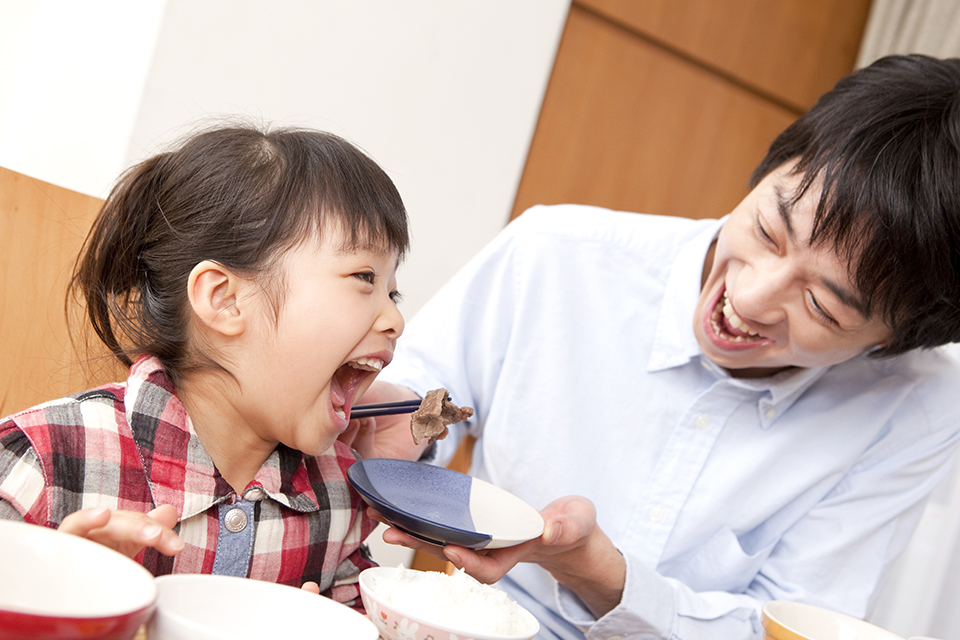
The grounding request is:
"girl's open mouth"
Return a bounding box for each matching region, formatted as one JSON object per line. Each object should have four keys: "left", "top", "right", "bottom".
{"left": 330, "top": 357, "right": 383, "bottom": 420}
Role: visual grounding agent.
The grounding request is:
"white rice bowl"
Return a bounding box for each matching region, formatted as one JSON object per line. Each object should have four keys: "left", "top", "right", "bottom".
{"left": 359, "top": 566, "right": 539, "bottom": 640}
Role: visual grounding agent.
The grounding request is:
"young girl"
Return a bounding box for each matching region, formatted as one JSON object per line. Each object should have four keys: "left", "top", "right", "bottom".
{"left": 0, "top": 124, "right": 408, "bottom": 607}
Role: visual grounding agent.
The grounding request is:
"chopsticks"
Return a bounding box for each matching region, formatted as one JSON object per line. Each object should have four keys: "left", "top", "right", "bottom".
{"left": 350, "top": 396, "right": 451, "bottom": 419}
{"left": 350, "top": 399, "right": 425, "bottom": 419}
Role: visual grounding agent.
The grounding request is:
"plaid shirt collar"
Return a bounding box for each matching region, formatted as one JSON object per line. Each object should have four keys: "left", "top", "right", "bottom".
{"left": 126, "top": 357, "right": 323, "bottom": 521}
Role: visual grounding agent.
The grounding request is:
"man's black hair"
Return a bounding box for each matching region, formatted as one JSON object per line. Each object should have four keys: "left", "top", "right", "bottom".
{"left": 751, "top": 54, "right": 960, "bottom": 356}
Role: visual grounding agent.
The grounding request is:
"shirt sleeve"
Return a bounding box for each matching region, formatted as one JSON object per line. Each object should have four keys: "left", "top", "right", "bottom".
{"left": 0, "top": 498, "right": 25, "bottom": 521}
{"left": 328, "top": 444, "right": 381, "bottom": 610}
{"left": 557, "top": 552, "right": 761, "bottom": 640}
{"left": 328, "top": 532, "right": 377, "bottom": 611}
{"left": 0, "top": 420, "right": 46, "bottom": 523}
{"left": 554, "top": 415, "right": 955, "bottom": 640}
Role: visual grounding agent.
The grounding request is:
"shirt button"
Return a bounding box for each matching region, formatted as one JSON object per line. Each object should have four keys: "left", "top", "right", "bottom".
{"left": 765, "top": 407, "right": 776, "bottom": 419}
{"left": 224, "top": 507, "right": 248, "bottom": 533}
{"left": 695, "top": 413, "right": 710, "bottom": 430}
{"left": 649, "top": 506, "right": 664, "bottom": 522}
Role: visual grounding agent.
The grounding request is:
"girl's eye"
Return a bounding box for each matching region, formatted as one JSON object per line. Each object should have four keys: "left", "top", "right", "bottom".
{"left": 808, "top": 291, "right": 839, "bottom": 326}
{"left": 353, "top": 271, "right": 375, "bottom": 285}
{"left": 389, "top": 290, "right": 403, "bottom": 304}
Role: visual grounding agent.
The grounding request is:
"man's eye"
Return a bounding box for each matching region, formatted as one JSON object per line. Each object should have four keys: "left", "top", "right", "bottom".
{"left": 756, "top": 216, "right": 774, "bottom": 244}
{"left": 808, "top": 292, "right": 839, "bottom": 326}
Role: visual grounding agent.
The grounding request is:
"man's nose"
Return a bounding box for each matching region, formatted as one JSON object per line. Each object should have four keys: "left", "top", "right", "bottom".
{"left": 734, "top": 261, "right": 793, "bottom": 326}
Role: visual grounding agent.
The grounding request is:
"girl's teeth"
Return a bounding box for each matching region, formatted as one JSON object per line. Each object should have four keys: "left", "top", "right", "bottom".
{"left": 334, "top": 406, "right": 346, "bottom": 419}
{"left": 348, "top": 358, "right": 383, "bottom": 372}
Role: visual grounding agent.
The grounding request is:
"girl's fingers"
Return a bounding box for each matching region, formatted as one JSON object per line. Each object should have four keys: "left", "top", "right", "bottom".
{"left": 58, "top": 506, "right": 184, "bottom": 558}
{"left": 58, "top": 506, "right": 111, "bottom": 537}
{"left": 143, "top": 504, "right": 184, "bottom": 555}
{"left": 147, "top": 503, "right": 179, "bottom": 528}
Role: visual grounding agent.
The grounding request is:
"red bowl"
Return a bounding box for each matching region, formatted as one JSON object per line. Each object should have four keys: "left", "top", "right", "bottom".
{"left": 0, "top": 520, "right": 157, "bottom": 640}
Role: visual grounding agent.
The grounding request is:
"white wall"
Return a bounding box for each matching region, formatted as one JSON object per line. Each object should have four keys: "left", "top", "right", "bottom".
{"left": 0, "top": 0, "right": 569, "bottom": 318}
{"left": 0, "top": 1, "right": 166, "bottom": 199}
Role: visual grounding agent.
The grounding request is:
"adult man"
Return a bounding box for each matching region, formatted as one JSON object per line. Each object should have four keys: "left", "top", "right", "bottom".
{"left": 347, "top": 54, "right": 960, "bottom": 639}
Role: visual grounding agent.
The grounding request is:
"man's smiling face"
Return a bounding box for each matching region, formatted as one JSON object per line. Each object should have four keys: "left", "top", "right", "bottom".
{"left": 693, "top": 162, "right": 893, "bottom": 378}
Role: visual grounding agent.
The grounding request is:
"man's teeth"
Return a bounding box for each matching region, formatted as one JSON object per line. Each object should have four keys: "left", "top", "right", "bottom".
{"left": 722, "top": 297, "right": 758, "bottom": 335}
{"left": 348, "top": 358, "right": 383, "bottom": 372}
{"left": 712, "top": 291, "right": 762, "bottom": 342}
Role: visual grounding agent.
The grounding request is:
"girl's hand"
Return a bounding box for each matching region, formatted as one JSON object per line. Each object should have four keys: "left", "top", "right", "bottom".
{"left": 376, "top": 495, "right": 626, "bottom": 619}
{"left": 300, "top": 581, "right": 321, "bottom": 594}
{"left": 339, "top": 381, "right": 430, "bottom": 461}
{"left": 58, "top": 504, "right": 185, "bottom": 559}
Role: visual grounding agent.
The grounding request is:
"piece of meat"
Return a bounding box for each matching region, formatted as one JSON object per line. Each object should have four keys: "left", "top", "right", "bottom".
{"left": 410, "top": 388, "right": 474, "bottom": 445}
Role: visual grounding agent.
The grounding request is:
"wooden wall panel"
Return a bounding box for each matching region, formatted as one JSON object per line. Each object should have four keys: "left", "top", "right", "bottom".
{"left": 577, "top": 0, "right": 872, "bottom": 111}
{"left": 511, "top": 6, "right": 798, "bottom": 221}
{"left": 0, "top": 166, "right": 124, "bottom": 417}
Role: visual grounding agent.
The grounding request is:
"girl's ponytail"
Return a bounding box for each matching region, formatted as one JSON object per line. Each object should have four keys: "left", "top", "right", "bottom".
{"left": 70, "top": 154, "right": 186, "bottom": 370}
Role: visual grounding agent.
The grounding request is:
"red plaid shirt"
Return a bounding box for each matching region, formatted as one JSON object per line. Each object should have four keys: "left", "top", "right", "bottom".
{"left": 0, "top": 357, "right": 376, "bottom": 608}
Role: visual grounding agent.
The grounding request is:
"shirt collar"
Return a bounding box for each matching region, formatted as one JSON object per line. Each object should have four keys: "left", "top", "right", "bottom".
{"left": 124, "top": 356, "right": 321, "bottom": 519}
{"left": 720, "top": 364, "right": 829, "bottom": 429}
{"left": 647, "top": 217, "right": 724, "bottom": 372}
{"left": 644, "top": 219, "right": 831, "bottom": 428}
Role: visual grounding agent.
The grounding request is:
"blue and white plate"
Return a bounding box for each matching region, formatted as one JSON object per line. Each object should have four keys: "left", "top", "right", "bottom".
{"left": 347, "top": 458, "right": 545, "bottom": 549}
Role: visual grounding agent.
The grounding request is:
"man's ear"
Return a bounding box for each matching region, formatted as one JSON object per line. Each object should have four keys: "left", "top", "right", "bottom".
{"left": 187, "top": 260, "right": 250, "bottom": 337}
{"left": 868, "top": 341, "right": 889, "bottom": 354}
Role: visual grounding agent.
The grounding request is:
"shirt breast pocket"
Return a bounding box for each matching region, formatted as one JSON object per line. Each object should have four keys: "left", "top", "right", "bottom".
{"left": 663, "top": 526, "right": 777, "bottom": 594}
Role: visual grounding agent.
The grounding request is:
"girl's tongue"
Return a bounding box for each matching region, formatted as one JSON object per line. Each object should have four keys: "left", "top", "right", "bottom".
{"left": 330, "top": 362, "right": 370, "bottom": 419}
{"left": 330, "top": 374, "right": 347, "bottom": 412}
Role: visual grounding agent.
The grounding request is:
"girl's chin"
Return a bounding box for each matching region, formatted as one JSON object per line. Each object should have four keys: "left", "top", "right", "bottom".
{"left": 304, "top": 436, "right": 340, "bottom": 457}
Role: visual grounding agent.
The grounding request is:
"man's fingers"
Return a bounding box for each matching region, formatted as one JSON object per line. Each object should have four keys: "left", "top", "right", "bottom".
{"left": 539, "top": 496, "right": 597, "bottom": 547}
{"left": 442, "top": 542, "right": 530, "bottom": 585}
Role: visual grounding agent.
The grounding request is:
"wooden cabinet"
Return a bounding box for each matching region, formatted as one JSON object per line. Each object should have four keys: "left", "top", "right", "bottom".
{"left": 511, "top": 0, "right": 873, "bottom": 221}
{"left": 577, "top": 0, "right": 871, "bottom": 111}
{"left": 0, "top": 166, "right": 124, "bottom": 417}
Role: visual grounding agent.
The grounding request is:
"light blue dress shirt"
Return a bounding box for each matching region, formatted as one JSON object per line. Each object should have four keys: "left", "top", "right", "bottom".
{"left": 381, "top": 205, "right": 960, "bottom": 640}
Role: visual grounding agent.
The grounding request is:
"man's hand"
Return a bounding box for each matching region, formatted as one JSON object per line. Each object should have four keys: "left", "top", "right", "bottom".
{"left": 58, "top": 504, "right": 185, "bottom": 559}
{"left": 340, "top": 381, "right": 430, "bottom": 460}
{"left": 375, "top": 495, "right": 626, "bottom": 619}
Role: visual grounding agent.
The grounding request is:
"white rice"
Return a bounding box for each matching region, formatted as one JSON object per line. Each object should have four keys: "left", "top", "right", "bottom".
{"left": 368, "top": 566, "right": 536, "bottom": 636}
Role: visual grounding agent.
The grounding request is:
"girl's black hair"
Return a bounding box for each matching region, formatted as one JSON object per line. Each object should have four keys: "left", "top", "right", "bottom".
{"left": 70, "top": 124, "right": 409, "bottom": 383}
{"left": 751, "top": 54, "right": 960, "bottom": 356}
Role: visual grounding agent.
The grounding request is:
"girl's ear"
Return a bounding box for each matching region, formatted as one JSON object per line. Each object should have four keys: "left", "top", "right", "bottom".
{"left": 187, "top": 260, "right": 250, "bottom": 337}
